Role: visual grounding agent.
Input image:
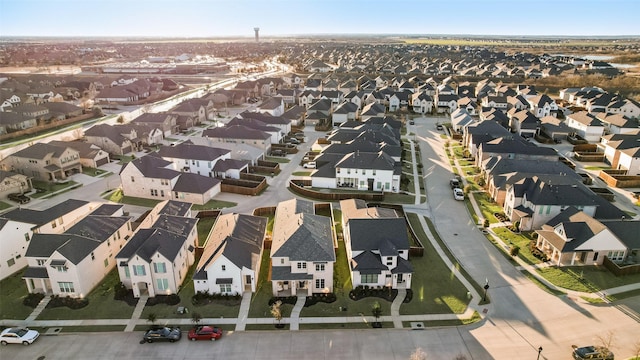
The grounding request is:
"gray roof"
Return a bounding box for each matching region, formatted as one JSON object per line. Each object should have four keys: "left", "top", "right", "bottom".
{"left": 2, "top": 199, "right": 88, "bottom": 226}
{"left": 605, "top": 221, "right": 640, "bottom": 249}
{"left": 347, "top": 218, "right": 410, "bottom": 253}
{"left": 512, "top": 177, "right": 599, "bottom": 207}
{"left": 158, "top": 200, "right": 192, "bottom": 217}
{"left": 351, "top": 251, "right": 387, "bottom": 274}
{"left": 91, "top": 204, "right": 124, "bottom": 216}
{"left": 481, "top": 137, "right": 557, "bottom": 157}
{"left": 116, "top": 228, "right": 187, "bottom": 262}
{"left": 157, "top": 142, "right": 230, "bottom": 161}
{"left": 173, "top": 172, "right": 220, "bottom": 193}
{"left": 152, "top": 214, "right": 198, "bottom": 239}
{"left": 66, "top": 215, "right": 130, "bottom": 242}
{"left": 25, "top": 233, "right": 102, "bottom": 265}
{"left": 336, "top": 151, "right": 397, "bottom": 172}
{"left": 195, "top": 213, "right": 267, "bottom": 278}
{"left": 122, "top": 154, "right": 179, "bottom": 179}
{"left": 271, "top": 266, "right": 314, "bottom": 281}
{"left": 9, "top": 142, "right": 72, "bottom": 160}
{"left": 23, "top": 266, "right": 48, "bottom": 279}
{"left": 202, "top": 124, "right": 271, "bottom": 140}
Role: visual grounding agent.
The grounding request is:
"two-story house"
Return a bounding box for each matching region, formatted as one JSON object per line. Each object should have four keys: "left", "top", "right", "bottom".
{"left": 116, "top": 200, "right": 197, "bottom": 298}
{"left": 565, "top": 111, "right": 605, "bottom": 142}
{"left": 1, "top": 142, "right": 82, "bottom": 182}
{"left": 270, "top": 199, "right": 335, "bottom": 296}
{"left": 193, "top": 213, "right": 267, "bottom": 295}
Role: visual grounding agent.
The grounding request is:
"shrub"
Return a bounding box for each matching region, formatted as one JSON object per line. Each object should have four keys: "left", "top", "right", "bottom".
{"left": 509, "top": 245, "right": 520, "bottom": 257}
{"left": 23, "top": 293, "right": 45, "bottom": 308}
{"left": 146, "top": 294, "right": 181, "bottom": 306}
{"left": 304, "top": 293, "right": 337, "bottom": 307}
{"left": 47, "top": 295, "right": 89, "bottom": 310}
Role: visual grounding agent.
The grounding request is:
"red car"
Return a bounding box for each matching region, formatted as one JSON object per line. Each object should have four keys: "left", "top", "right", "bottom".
{"left": 187, "top": 326, "right": 222, "bottom": 341}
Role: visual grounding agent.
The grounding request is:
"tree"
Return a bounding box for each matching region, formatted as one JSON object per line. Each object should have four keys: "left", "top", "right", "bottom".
{"left": 92, "top": 105, "right": 103, "bottom": 117}
{"left": 371, "top": 301, "right": 382, "bottom": 327}
{"left": 191, "top": 312, "right": 202, "bottom": 326}
{"left": 270, "top": 300, "right": 283, "bottom": 328}
{"left": 146, "top": 312, "right": 157, "bottom": 326}
{"left": 594, "top": 330, "right": 615, "bottom": 353}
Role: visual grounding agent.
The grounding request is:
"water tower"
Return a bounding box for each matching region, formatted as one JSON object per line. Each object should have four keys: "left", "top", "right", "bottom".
{"left": 254, "top": 27, "right": 260, "bottom": 42}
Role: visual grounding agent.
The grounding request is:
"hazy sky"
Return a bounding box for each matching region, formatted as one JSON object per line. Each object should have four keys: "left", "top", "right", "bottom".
{"left": 1, "top": 0, "right": 638, "bottom": 38}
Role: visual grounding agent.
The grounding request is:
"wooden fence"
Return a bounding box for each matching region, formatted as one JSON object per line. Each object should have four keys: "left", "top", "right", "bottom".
{"left": 289, "top": 180, "right": 385, "bottom": 202}
{"left": 221, "top": 177, "right": 267, "bottom": 196}
{"left": 603, "top": 256, "right": 640, "bottom": 276}
{"left": 598, "top": 170, "right": 640, "bottom": 188}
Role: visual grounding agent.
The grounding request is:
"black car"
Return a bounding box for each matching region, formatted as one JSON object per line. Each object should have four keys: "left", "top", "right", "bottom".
{"left": 143, "top": 327, "right": 181, "bottom": 343}
{"left": 8, "top": 193, "right": 30, "bottom": 204}
{"left": 572, "top": 345, "right": 614, "bottom": 360}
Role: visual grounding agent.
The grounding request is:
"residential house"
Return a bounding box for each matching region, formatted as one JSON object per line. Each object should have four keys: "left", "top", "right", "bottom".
{"left": 132, "top": 113, "right": 179, "bottom": 137}
{"left": 0, "top": 199, "right": 93, "bottom": 281}
{"left": 535, "top": 207, "right": 635, "bottom": 266}
{"left": 435, "top": 93, "right": 459, "bottom": 114}
{"left": 598, "top": 131, "right": 640, "bottom": 175}
{"left": 48, "top": 140, "right": 111, "bottom": 168}
{"left": 270, "top": 198, "right": 336, "bottom": 296}
{"left": 1, "top": 142, "right": 82, "bottom": 182}
{"left": 450, "top": 108, "right": 475, "bottom": 133}
{"left": 0, "top": 112, "right": 37, "bottom": 134}
{"left": 527, "top": 94, "right": 558, "bottom": 118}
{"left": 202, "top": 125, "right": 272, "bottom": 152}
{"left": 119, "top": 154, "right": 221, "bottom": 205}
{"left": 332, "top": 101, "right": 359, "bottom": 125}
{"left": 565, "top": 111, "right": 605, "bottom": 142}
{"left": 84, "top": 123, "right": 137, "bottom": 156}
{"left": 539, "top": 116, "right": 571, "bottom": 141}
{"left": 0, "top": 170, "right": 32, "bottom": 201}
{"left": 596, "top": 113, "right": 639, "bottom": 135}
{"left": 23, "top": 207, "right": 132, "bottom": 297}
{"left": 411, "top": 92, "right": 433, "bottom": 114}
{"left": 340, "top": 199, "right": 412, "bottom": 289}
{"left": 193, "top": 213, "right": 267, "bottom": 295}
{"left": 481, "top": 96, "right": 509, "bottom": 111}
{"left": 258, "top": 97, "right": 285, "bottom": 117}
{"left": 508, "top": 110, "right": 540, "bottom": 138}
{"left": 360, "top": 102, "right": 386, "bottom": 121}
{"left": 157, "top": 141, "right": 248, "bottom": 179}
{"left": 476, "top": 137, "right": 557, "bottom": 167}
{"left": 116, "top": 200, "right": 197, "bottom": 298}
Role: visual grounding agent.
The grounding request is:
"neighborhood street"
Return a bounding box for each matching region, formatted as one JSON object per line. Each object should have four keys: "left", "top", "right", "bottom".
{"left": 4, "top": 115, "right": 639, "bottom": 359}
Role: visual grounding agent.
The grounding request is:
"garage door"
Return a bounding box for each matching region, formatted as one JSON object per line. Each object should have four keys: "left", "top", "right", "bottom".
{"left": 95, "top": 157, "right": 109, "bottom": 167}
{"left": 121, "top": 146, "right": 132, "bottom": 155}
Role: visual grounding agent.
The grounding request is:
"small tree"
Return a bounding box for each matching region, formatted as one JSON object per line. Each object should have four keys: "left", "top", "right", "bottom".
{"left": 146, "top": 312, "right": 157, "bottom": 326}
{"left": 270, "top": 300, "right": 283, "bottom": 327}
{"left": 191, "top": 312, "right": 202, "bottom": 326}
{"left": 371, "top": 301, "right": 382, "bottom": 327}
{"left": 92, "top": 105, "right": 103, "bottom": 117}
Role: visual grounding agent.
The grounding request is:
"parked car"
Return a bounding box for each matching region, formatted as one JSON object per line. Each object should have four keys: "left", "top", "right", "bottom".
{"left": 303, "top": 161, "right": 316, "bottom": 169}
{"left": 286, "top": 138, "right": 300, "bottom": 145}
{"left": 449, "top": 178, "right": 461, "bottom": 189}
{"left": 271, "top": 149, "right": 284, "bottom": 156}
{"left": 453, "top": 188, "right": 464, "bottom": 201}
{"left": 572, "top": 345, "right": 614, "bottom": 360}
{"left": 409, "top": 120, "right": 415, "bottom": 125}
{"left": 8, "top": 192, "right": 30, "bottom": 204}
{"left": 0, "top": 327, "right": 39, "bottom": 346}
{"left": 143, "top": 327, "right": 181, "bottom": 343}
{"left": 187, "top": 326, "right": 223, "bottom": 341}
{"left": 436, "top": 123, "right": 443, "bottom": 130}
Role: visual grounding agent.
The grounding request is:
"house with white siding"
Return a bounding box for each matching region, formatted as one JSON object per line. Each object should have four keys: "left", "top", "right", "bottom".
{"left": 565, "top": 111, "right": 605, "bottom": 142}
{"left": 193, "top": 213, "right": 267, "bottom": 295}
{"left": 270, "top": 199, "right": 336, "bottom": 296}
{"left": 116, "top": 200, "right": 197, "bottom": 298}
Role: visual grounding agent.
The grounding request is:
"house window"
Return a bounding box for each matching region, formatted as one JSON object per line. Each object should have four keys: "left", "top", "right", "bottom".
{"left": 607, "top": 251, "right": 624, "bottom": 261}
{"left": 297, "top": 262, "right": 307, "bottom": 269}
{"left": 51, "top": 221, "right": 57, "bottom": 229}
{"left": 546, "top": 205, "right": 551, "bottom": 214}
{"left": 315, "top": 263, "right": 325, "bottom": 272}
{"left": 156, "top": 278, "right": 169, "bottom": 291}
{"left": 24, "top": 233, "right": 30, "bottom": 242}
{"left": 161, "top": 179, "right": 168, "bottom": 185}
{"left": 160, "top": 190, "right": 164, "bottom": 197}
{"left": 315, "top": 278, "right": 325, "bottom": 289}
{"left": 104, "top": 259, "right": 109, "bottom": 267}
{"left": 133, "top": 265, "right": 146, "bottom": 276}
{"left": 7, "top": 258, "right": 15, "bottom": 267}
{"left": 124, "top": 267, "right": 130, "bottom": 278}
{"left": 377, "top": 182, "right": 382, "bottom": 189}
{"left": 336, "top": 168, "right": 340, "bottom": 173}
{"left": 221, "top": 265, "right": 226, "bottom": 271}
{"left": 386, "top": 257, "right": 393, "bottom": 266}
{"left": 220, "top": 284, "right": 232, "bottom": 293}
{"left": 153, "top": 262, "right": 167, "bottom": 273}
{"left": 372, "top": 169, "right": 376, "bottom": 176}
{"left": 150, "top": 189, "right": 158, "bottom": 196}
{"left": 91, "top": 252, "right": 95, "bottom": 260}
{"left": 131, "top": 176, "right": 135, "bottom": 183}
{"left": 361, "top": 274, "right": 378, "bottom": 283}
{"left": 58, "top": 282, "right": 75, "bottom": 293}
{"left": 37, "top": 259, "right": 46, "bottom": 266}
{"left": 280, "top": 259, "right": 284, "bottom": 265}
{"left": 53, "top": 265, "right": 68, "bottom": 272}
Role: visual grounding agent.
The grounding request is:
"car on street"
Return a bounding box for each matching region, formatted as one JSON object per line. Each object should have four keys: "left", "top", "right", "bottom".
{"left": 187, "top": 326, "right": 223, "bottom": 341}
{"left": 409, "top": 120, "right": 415, "bottom": 125}
{"left": 436, "top": 123, "right": 443, "bottom": 130}
{"left": 572, "top": 345, "right": 614, "bottom": 360}
{"left": 8, "top": 192, "right": 30, "bottom": 204}
{"left": 303, "top": 161, "right": 316, "bottom": 169}
{"left": 143, "top": 327, "right": 181, "bottom": 343}
{"left": 453, "top": 188, "right": 464, "bottom": 201}
{"left": 286, "top": 138, "right": 300, "bottom": 145}
{"left": 449, "top": 178, "right": 461, "bottom": 189}
{"left": 0, "top": 327, "right": 39, "bottom": 346}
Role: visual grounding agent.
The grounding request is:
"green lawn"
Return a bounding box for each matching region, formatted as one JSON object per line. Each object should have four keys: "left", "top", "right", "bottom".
{"left": 491, "top": 228, "right": 541, "bottom": 265}
{"left": 31, "top": 180, "right": 81, "bottom": 199}
{"left": 104, "top": 189, "right": 161, "bottom": 207}
{"left": 0, "top": 200, "right": 12, "bottom": 212}
{"left": 248, "top": 251, "right": 276, "bottom": 318}
{"left": 300, "top": 322, "right": 390, "bottom": 330}
{"left": 191, "top": 199, "right": 237, "bottom": 210}
{"left": 401, "top": 311, "right": 481, "bottom": 328}
{"left": 383, "top": 193, "right": 416, "bottom": 204}
{"left": 265, "top": 156, "right": 290, "bottom": 163}
{"left": 608, "top": 288, "right": 640, "bottom": 301}
{"left": 403, "top": 213, "right": 471, "bottom": 314}
{"left": 292, "top": 171, "right": 312, "bottom": 176}
{"left": 82, "top": 167, "right": 108, "bottom": 177}
{"left": 521, "top": 271, "right": 566, "bottom": 296}
{"left": 541, "top": 266, "right": 640, "bottom": 292}
{"left": 474, "top": 192, "right": 506, "bottom": 223}
{"left": 141, "top": 266, "right": 241, "bottom": 320}
{"left": 196, "top": 216, "right": 217, "bottom": 246}
{"left": 0, "top": 268, "right": 35, "bottom": 320}
{"left": 37, "top": 269, "right": 135, "bottom": 320}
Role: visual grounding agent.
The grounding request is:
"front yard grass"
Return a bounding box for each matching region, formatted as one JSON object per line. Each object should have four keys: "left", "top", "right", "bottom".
{"left": 300, "top": 322, "right": 391, "bottom": 330}
{"left": 31, "top": 180, "right": 81, "bottom": 199}
{"left": 104, "top": 189, "right": 161, "bottom": 208}
{"left": 82, "top": 167, "right": 109, "bottom": 177}
{"left": 37, "top": 269, "right": 135, "bottom": 320}
{"left": 403, "top": 213, "right": 471, "bottom": 315}
{"left": 474, "top": 192, "right": 506, "bottom": 224}
{"left": 196, "top": 215, "right": 217, "bottom": 246}
{"left": 491, "top": 228, "right": 541, "bottom": 265}
{"left": 0, "top": 200, "right": 11, "bottom": 212}
{"left": 0, "top": 268, "right": 35, "bottom": 320}
{"left": 191, "top": 199, "right": 237, "bottom": 210}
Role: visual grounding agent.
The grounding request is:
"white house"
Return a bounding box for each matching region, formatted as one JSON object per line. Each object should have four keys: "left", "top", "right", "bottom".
{"left": 193, "top": 213, "right": 267, "bottom": 295}
{"left": 0, "top": 199, "right": 94, "bottom": 281}
{"left": 599, "top": 132, "right": 640, "bottom": 175}
{"left": 23, "top": 206, "right": 132, "bottom": 297}
{"left": 270, "top": 198, "right": 336, "bottom": 296}
{"left": 565, "top": 111, "right": 605, "bottom": 142}
{"left": 116, "top": 201, "right": 197, "bottom": 298}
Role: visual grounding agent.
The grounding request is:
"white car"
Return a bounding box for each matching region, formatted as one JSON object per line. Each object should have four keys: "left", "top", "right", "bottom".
{"left": 303, "top": 161, "right": 316, "bottom": 169}
{"left": 0, "top": 327, "right": 39, "bottom": 346}
{"left": 453, "top": 188, "right": 464, "bottom": 201}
